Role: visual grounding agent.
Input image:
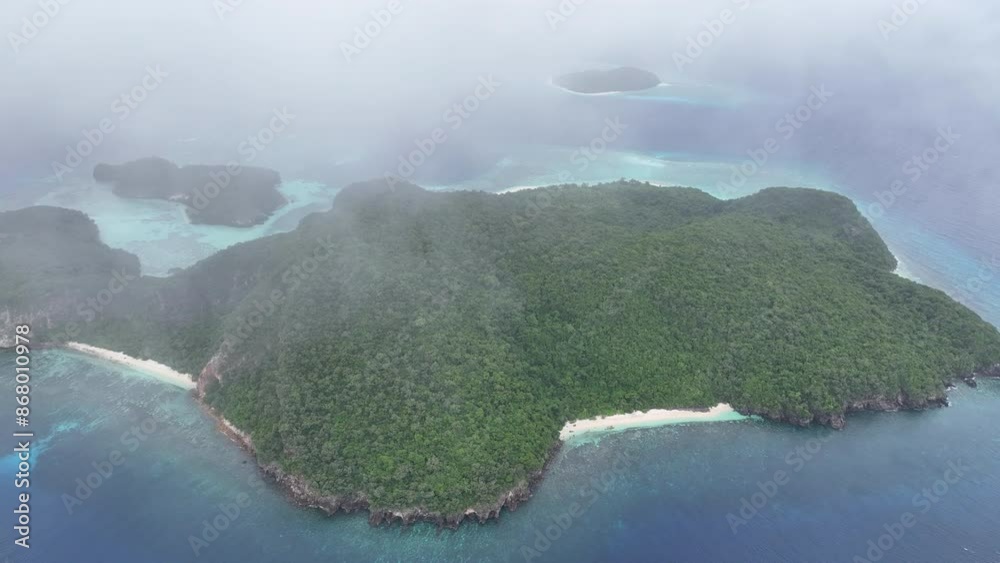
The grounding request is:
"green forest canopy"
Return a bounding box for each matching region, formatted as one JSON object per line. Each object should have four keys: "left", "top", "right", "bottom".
{"left": 5, "top": 180, "right": 1000, "bottom": 516}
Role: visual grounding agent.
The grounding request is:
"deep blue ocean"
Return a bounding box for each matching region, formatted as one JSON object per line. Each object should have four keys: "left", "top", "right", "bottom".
{"left": 3, "top": 60, "right": 1000, "bottom": 562}
{"left": 1, "top": 352, "right": 998, "bottom": 563}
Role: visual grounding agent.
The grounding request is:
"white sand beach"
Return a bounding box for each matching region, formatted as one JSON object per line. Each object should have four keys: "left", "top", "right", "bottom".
{"left": 498, "top": 180, "right": 682, "bottom": 195}
{"left": 497, "top": 185, "right": 543, "bottom": 194}
{"left": 66, "top": 342, "right": 196, "bottom": 390}
{"left": 548, "top": 76, "right": 667, "bottom": 97}
{"left": 553, "top": 86, "right": 626, "bottom": 96}
{"left": 559, "top": 403, "right": 741, "bottom": 440}
{"left": 892, "top": 251, "right": 921, "bottom": 282}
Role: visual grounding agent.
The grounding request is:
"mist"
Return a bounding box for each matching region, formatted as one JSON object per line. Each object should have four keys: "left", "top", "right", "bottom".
{"left": 5, "top": 5, "right": 1000, "bottom": 561}
{"left": 3, "top": 0, "right": 998, "bottom": 218}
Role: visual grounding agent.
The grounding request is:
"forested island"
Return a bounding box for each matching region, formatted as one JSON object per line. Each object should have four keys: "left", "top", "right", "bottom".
{"left": 93, "top": 157, "right": 287, "bottom": 227}
{"left": 0, "top": 206, "right": 141, "bottom": 347}
{"left": 3, "top": 180, "right": 1000, "bottom": 527}
{"left": 552, "top": 67, "right": 661, "bottom": 94}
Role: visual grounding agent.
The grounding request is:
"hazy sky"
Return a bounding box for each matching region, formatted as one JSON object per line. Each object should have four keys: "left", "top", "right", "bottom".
{"left": 2, "top": 0, "right": 998, "bottom": 185}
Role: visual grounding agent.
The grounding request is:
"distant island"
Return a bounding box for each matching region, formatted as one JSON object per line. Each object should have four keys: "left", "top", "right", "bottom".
{"left": 552, "top": 67, "right": 661, "bottom": 94}
{"left": 93, "top": 157, "right": 287, "bottom": 227}
{"left": 3, "top": 180, "right": 1000, "bottom": 528}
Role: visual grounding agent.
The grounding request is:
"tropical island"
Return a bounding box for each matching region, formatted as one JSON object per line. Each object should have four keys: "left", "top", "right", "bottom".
{"left": 552, "top": 67, "right": 661, "bottom": 94}
{"left": 2, "top": 180, "right": 999, "bottom": 527}
{"left": 93, "top": 156, "right": 287, "bottom": 227}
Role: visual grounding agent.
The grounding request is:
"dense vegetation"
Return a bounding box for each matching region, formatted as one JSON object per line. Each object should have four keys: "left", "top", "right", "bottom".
{"left": 0, "top": 206, "right": 139, "bottom": 311}
{"left": 94, "top": 156, "right": 287, "bottom": 227}
{"left": 552, "top": 66, "right": 661, "bottom": 93}
{"left": 4, "top": 181, "right": 1000, "bottom": 518}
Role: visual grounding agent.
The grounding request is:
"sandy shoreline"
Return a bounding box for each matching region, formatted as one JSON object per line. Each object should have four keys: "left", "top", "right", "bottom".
{"left": 559, "top": 403, "right": 741, "bottom": 440}
{"left": 497, "top": 180, "right": 680, "bottom": 195}
{"left": 548, "top": 76, "right": 667, "bottom": 97}
{"left": 65, "top": 342, "right": 196, "bottom": 390}
{"left": 891, "top": 251, "right": 921, "bottom": 282}
{"left": 497, "top": 185, "right": 543, "bottom": 194}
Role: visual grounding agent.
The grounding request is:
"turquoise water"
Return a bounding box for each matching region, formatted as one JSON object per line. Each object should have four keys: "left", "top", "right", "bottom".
{"left": 551, "top": 82, "right": 760, "bottom": 107}
{"left": 33, "top": 179, "right": 337, "bottom": 276}
{"left": 4, "top": 64, "right": 1000, "bottom": 562}
{"left": 426, "top": 145, "right": 834, "bottom": 200}
{"left": 2, "top": 350, "right": 999, "bottom": 562}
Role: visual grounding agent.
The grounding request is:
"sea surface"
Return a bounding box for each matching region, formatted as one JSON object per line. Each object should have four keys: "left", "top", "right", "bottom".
{"left": 1, "top": 351, "right": 999, "bottom": 563}
{"left": 2, "top": 64, "right": 1000, "bottom": 562}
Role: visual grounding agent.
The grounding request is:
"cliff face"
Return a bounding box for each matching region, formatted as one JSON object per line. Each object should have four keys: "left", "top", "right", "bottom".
{"left": 205, "top": 392, "right": 561, "bottom": 530}
{"left": 197, "top": 344, "right": 231, "bottom": 396}
{"left": 738, "top": 393, "right": 951, "bottom": 430}
{"left": 737, "top": 364, "right": 1000, "bottom": 430}
{"left": 0, "top": 308, "right": 58, "bottom": 348}
{"left": 196, "top": 329, "right": 560, "bottom": 529}
{"left": 196, "top": 350, "right": 1000, "bottom": 528}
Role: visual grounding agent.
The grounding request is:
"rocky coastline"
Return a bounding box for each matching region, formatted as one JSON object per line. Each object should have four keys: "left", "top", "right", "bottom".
{"left": 736, "top": 394, "right": 951, "bottom": 430}
{"left": 959, "top": 363, "right": 1000, "bottom": 388}
{"left": 196, "top": 354, "right": 562, "bottom": 530}
{"left": 1, "top": 335, "right": 994, "bottom": 528}
{"left": 187, "top": 357, "right": 1000, "bottom": 529}
{"left": 737, "top": 363, "right": 1000, "bottom": 430}
{"left": 198, "top": 393, "right": 562, "bottom": 530}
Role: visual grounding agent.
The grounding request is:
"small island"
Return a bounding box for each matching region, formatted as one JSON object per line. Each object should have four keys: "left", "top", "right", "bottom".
{"left": 552, "top": 66, "right": 661, "bottom": 94}
{"left": 94, "top": 157, "right": 287, "bottom": 228}
{"left": 3, "top": 180, "right": 1000, "bottom": 528}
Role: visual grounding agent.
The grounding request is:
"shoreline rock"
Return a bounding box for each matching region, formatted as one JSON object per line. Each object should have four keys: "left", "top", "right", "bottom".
{"left": 737, "top": 365, "right": 1000, "bottom": 430}
{"left": 191, "top": 362, "right": 1000, "bottom": 528}
{"left": 196, "top": 383, "right": 562, "bottom": 530}
{"left": 962, "top": 363, "right": 1000, "bottom": 387}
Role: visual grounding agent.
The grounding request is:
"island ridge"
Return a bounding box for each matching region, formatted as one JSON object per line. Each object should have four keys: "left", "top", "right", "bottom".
{"left": 2, "top": 180, "right": 999, "bottom": 527}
